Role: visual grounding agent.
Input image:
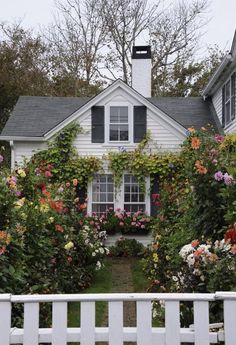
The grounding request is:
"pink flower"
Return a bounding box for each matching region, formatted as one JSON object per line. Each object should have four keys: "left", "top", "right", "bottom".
{"left": 214, "top": 171, "right": 224, "bottom": 181}
{"left": 131, "top": 222, "right": 136, "bottom": 226}
{"left": 0, "top": 155, "right": 3, "bottom": 163}
{"left": 224, "top": 173, "right": 234, "bottom": 186}
{"left": 119, "top": 222, "right": 124, "bottom": 226}
{"left": 214, "top": 134, "right": 225, "bottom": 144}
{"left": 212, "top": 159, "right": 218, "bottom": 165}
{"left": 44, "top": 170, "right": 52, "bottom": 178}
{"left": 141, "top": 225, "right": 145, "bottom": 229}
{"left": 58, "top": 186, "right": 64, "bottom": 193}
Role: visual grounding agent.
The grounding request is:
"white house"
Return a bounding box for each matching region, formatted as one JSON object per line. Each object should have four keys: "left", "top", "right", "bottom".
{"left": 1, "top": 34, "right": 235, "bottom": 216}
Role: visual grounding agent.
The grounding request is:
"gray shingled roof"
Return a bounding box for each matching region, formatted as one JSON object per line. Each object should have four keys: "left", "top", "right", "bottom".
{"left": 1, "top": 95, "right": 218, "bottom": 138}
{"left": 1, "top": 96, "right": 91, "bottom": 137}
{"left": 148, "top": 97, "right": 219, "bottom": 130}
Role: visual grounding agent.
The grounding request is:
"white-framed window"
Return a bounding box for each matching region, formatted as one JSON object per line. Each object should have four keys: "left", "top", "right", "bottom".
{"left": 88, "top": 173, "right": 150, "bottom": 215}
{"left": 109, "top": 106, "right": 129, "bottom": 141}
{"left": 91, "top": 174, "right": 114, "bottom": 215}
{"left": 104, "top": 102, "right": 133, "bottom": 143}
{"left": 223, "top": 73, "right": 236, "bottom": 126}
{"left": 123, "top": 174, "right": 146, "bottom": 213}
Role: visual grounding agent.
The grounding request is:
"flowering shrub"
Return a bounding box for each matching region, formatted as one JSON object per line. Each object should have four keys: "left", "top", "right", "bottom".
{"left": 0, "top": 156, "right": 108, "bottom": 295}
{"left": 83, "top": 209, "right": 152, "bottom": 235}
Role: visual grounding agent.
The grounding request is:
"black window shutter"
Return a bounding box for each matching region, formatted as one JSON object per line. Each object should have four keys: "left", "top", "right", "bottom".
{"left": 92, "top": 106, "right": 104, "bottom": 143}
{"left": 222, "top": 85, "right": 225, "bottom": 127}
{"left": 134, "top": 106, "right": 147, "bottom": 143}
{"left": 150, "top": 174, "right": 159, "bottom": 217}
{"left": 231, "top": 73, "right": 236, "bottom": 120}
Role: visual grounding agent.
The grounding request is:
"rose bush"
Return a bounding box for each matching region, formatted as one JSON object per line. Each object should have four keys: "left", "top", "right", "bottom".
{"left": 0, "top": 156, "right": 108, "bottom": 296}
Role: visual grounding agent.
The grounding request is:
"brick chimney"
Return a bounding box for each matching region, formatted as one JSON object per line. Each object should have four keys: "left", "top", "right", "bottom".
{"left": 131, "top": 46, "right": 152, "bottom": 97}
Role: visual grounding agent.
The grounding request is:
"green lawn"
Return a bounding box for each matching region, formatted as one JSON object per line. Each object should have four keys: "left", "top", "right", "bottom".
{"left": 68, "top": 258, "right": 113, "bottom": 327}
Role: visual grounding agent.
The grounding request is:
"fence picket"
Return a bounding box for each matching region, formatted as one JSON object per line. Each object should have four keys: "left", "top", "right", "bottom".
{"left": 224, "top": 300, "right": 236, "bottom": 345}
{"left": 165, "top": 301, "right": 180, "bottom": 345}
{"left": 80, "top": 301, "right": 95, "bottom": 345}
{"left": 23, "top": 302, "right": 39, "bottom": 345}
{"left": 137, "top": 301, "right": 152, "bottom": 345}
{"left": 52, "top": 302, "right": 67, "bottom": 345}
{"left": 109, "top": 301, "right": 123, "bottom": 345}
{"left": 0, "top": 297, "right": 11, "bottom": 345}
{"left": 194, "top": 301, "right": 209, "bottom": 345}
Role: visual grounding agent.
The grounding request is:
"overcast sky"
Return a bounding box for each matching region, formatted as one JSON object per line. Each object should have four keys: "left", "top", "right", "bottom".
{"left": 0, "top": 0, "right": 235, "bottom": 54}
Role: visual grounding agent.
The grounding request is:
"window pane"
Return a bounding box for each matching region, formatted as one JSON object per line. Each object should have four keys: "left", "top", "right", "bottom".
{"left": 226, "top": 102, "right": 231, "bottom": 123}
{"left": 131, "top": 194, "right": 138, "bottom": 202}
{"left": 131, "top": 185, "right": 138, "bottom": 193}
{"left": 110, "top": 107, "right": 119, "bottom": 123}
{"left": 226, "top": 81, "right": 230, "bottom": 101}
{"left": 125, "top": 194, "right": 130, "bottom": 202}
{"left": 107, "top": 184, "right": 114, "bottom": 193}
{"left": 124, "top": 175, "right": 131, "bottom": 183}
{"left": 124, "top": 185, "right": 130, "bottom": 193}
{"left": 124, "top": 204, "right": 145, "bottom": 213}
{"left": 110, "top": 125, "right": 119, "bottom": 141}
{"left": 139, "top": 193, "right": 145, "bottom": 202}
{"left": 120, "top": 125, "right": 129, "bottom": 141}
{"left": 92, "top": 204, "right": 113, "bottom": 215}
{"left": 92, "top": 175, "right": 114, "bottom": 215}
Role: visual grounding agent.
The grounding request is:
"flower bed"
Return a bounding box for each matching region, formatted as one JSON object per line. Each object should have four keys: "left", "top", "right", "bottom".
{"left": 81, "top": 208, "right": 152, "bottom": 235}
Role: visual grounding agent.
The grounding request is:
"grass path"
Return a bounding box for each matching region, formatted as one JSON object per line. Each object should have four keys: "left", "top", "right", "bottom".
{"left": 68, "top": 257, "right": 148, "bottom": 345}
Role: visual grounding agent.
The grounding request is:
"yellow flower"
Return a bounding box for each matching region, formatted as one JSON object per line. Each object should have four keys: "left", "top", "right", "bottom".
{"left": 20, "top": 212, "right": 27, "bottom": 220}
{"left": 64, "top": 241, "right": 74, "bottom": 250}
{"left": 17, "top": 168, "right": 26, "bottom": 178}
{"left": 14, "top": 198, "right": 25, "bottom": 209}
{"left": 40, "top": 203, "right": 50, "bottom": 213}
{"left": 48, "top": 217, "right": 55, "bottom": 224}
{"left": 153, "top": 253, "right": 159, "bottom": 263}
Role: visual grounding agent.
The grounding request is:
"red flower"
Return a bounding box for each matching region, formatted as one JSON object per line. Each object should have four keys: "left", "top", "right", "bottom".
{"left": 50, "top": 200, "right": 64, "bottom": 213}
{"left": 224, "top": 229, "right": 236, "bottom": 244}
{"left": 55, "top": 224, "right": 64, "bottom": 233}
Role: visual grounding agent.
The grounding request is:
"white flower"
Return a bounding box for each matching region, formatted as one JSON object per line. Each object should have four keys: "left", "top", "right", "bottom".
{"left": 172, "top": 276, "right": 178, "bottom": 282}
{"left": 179, "top": 244, "right": 194, "bottom": 260}
{"left": 186, "top": 253, "right": 195, "bottom": 267}
{"left": 99, "top": 247, "right": 105, "bottom": 254}
{"left": 92, "top": 252, "right": 96, "bottom": 257}
{"left": 96, "top": 261, "right": 102, "bottom": 270}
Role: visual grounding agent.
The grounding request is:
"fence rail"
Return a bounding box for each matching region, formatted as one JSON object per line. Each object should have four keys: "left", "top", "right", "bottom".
{"left": 0, "top": 292, "right": 236, "bottom": 344}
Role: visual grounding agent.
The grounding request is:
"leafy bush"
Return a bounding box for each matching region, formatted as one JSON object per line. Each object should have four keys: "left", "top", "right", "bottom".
{"left": 109, "top": 238, "right": 145, "bottom": 257}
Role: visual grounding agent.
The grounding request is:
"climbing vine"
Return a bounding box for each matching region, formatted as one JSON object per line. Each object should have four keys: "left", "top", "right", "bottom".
{"left": 31, "top": 124, "right": 181, "bottom": 190}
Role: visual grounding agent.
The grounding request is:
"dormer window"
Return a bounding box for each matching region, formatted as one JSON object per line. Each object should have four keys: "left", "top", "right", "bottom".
{"left": 222, "top": 73, "right": 236, "bottom": 126}
{"left": 109, "top": 106, "right": 129, "bottom": 141}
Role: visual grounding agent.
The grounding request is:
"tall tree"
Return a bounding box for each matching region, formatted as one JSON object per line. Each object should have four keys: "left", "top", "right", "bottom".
{"left": 0, "top": 22, "right": 51, "bottom": 129}
{"left": 99, "top": 0, "right": 159, "bottom": 83}
{"left": 150, "top": 0, "right": 209, "bottom": 95}
{"left": 46, "top": 0, "right": 106, "bottom": 96}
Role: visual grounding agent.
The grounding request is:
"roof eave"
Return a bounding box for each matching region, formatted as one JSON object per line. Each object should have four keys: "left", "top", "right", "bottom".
{"left": 202, "top": 54, "right": 232, "bottom": 97}
{"left": 0, "top": 136, "right": 46, "bottom": 142}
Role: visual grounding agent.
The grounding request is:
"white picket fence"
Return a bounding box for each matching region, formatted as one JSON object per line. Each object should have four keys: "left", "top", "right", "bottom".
{"left": 0, "top": 292, "right": 236, "bottom": 344}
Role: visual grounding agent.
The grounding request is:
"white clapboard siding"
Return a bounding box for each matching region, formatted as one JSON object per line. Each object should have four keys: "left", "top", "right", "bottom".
{"left": 212, "top": 88, "right": 222, "bottom": 123}
{"left": 23, "top": 302, "right": 39, "bottom": 345}
{"left": 14, "top": 141, "right": 47, "bottom": 166}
